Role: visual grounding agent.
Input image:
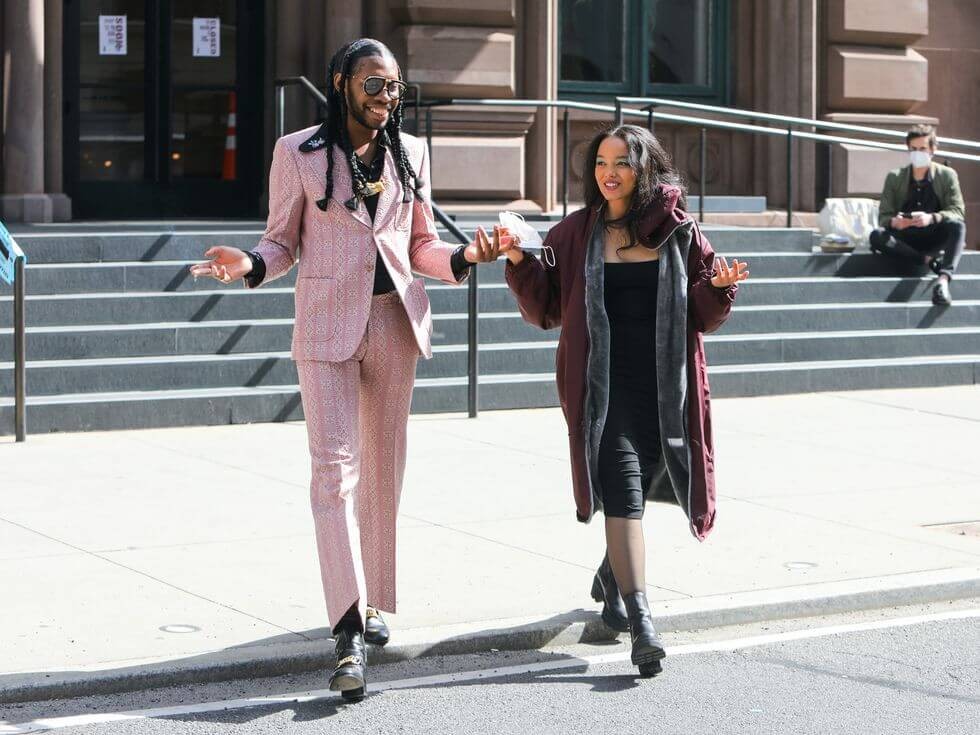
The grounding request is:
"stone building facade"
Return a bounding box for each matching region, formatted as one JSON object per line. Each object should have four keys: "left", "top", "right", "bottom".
{"left": 0, "top": 0, "right": 976, "bottom": 233}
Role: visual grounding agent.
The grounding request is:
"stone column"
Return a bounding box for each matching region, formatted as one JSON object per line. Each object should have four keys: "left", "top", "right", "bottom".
{"left": 43, "top": 0, "right": 71, "bottom": 220}
{"left": 388, "top": 0, "right": 526, "bottom": 205}
{"left": 750, "top": 0, "right": 819, "bottom": 214}
{"left": 325, "top": 0, "right": 363, "bottom": 59}
{"left": 274, "top": 0, "right": 312, "bottom": 137}
{"left": 0, "top": 0, "right": 53, "bottom": 222}
{"left": 521, "top": 0, "right": 556, "bottom": 212}
{"left": 822, "top": 0, "right": 934, "bottom": 199}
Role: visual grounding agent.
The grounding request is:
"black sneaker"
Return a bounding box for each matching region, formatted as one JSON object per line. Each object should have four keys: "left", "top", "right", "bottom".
{"left": 932, "top": 279, "right": 952, "bottom": 306}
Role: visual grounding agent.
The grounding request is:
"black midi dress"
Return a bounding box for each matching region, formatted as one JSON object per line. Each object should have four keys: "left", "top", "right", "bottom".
{"left": 597, "top": 259, "right": 663, "bottom": 519}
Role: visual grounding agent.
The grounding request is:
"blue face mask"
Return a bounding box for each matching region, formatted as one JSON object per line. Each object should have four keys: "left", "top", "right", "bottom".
{"left": 910, "top": 150, "right": 931, "bottom": 168}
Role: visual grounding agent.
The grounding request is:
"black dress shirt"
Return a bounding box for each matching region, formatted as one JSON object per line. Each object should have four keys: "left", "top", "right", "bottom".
{"left": 900, "top": 168, "right": 941, "bottom": 216}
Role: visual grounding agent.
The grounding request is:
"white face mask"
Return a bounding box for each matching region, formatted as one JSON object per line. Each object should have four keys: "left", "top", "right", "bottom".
{"left": 909, "top": 150, "right": 932, "bottom": 168}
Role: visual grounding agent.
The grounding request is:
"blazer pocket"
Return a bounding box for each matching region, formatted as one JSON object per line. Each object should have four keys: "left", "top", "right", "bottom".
{"left": 394, "top": 201, "right": 413, "bottom": 232}
{"left": 293, "top": 276, "right": 339, "bottom": 342}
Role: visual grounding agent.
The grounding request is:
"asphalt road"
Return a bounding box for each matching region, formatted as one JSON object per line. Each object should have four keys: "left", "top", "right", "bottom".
{"left": 3, "top": 602, "right": 978, "bottom": 735}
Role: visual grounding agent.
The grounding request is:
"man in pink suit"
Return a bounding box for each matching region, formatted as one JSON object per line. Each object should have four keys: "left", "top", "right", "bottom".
{"left": 192, "top": 38, "right": 509, "bottom": 701}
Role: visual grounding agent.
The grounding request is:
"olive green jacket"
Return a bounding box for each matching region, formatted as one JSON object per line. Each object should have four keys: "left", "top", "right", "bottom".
{"left": 878, "top": 161, "right": 966, "bottom": 228}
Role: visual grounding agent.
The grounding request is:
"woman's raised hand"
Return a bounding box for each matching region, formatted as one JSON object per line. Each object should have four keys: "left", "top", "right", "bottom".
{"left": 190, "top": 246, "right": 253, "bottom": 284}
{"left": 711, "top": 257, "right": 749, "bottom": 289}
{"left": 463, "top": 226, "right": 518, "bottom": 264}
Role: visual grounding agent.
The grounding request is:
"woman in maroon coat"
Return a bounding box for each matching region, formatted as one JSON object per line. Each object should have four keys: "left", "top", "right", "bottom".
{"left": 505, "top": 125, "right": 749, "bottom": 677}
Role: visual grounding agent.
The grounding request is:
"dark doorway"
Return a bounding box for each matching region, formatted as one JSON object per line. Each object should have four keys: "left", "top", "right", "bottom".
{"left": 64, "top": 0, "right": 265, "bottom": 218}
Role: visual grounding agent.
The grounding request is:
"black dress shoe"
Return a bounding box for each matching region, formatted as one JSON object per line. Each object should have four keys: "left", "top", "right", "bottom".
{"left": 329, "top": 629, "right": 367, "bottom": 700}
{"left": 590, "top": 553, "right": 629, "bottom": 633}
{"left": 623, "top": 591, "right": 666, "bottom": 676}
{"left": 363, "top": 606, "right": 390, "bottom": 647}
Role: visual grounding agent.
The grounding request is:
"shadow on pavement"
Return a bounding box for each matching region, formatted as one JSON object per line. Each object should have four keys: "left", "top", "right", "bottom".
{"left": 0, "top": 608, "right": 623, "bottom": 711}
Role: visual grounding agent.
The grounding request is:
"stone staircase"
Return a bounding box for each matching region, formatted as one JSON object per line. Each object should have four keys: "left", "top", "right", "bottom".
{"left": 1, "top": 220, "right": 978, "bottom": 434}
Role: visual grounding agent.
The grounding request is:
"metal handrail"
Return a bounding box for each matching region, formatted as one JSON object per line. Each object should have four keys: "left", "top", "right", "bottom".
{"left": 274, "top": 77, "right": 329, "bottom": 139}
{"left": 429, "top": 208, "right": 479, "bottom": 418}
{"left": 273, "top": 76, "right": 480, "bottom": 418}
{"left": 614, "top": 103, "right": 980, "bottom": 226}
{"left": 407, "top": 96, "right": 980, "bottom": 227}
{"left": 1, "top": 223, "right": 27, "bottom": 441}
{"left": 617, "top": 96, "right": 980, "bottom": 152}
{"left": 408, "top": 98, "right": 618, "bottom": 219}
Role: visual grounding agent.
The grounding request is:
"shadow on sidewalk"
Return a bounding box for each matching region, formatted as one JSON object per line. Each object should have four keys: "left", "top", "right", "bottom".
{"left": 0, "top": 608, "right": 624, "bottom": 710}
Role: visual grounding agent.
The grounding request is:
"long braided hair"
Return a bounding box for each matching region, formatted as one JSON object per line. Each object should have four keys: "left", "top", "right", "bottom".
{"left": 317, "top": 38, "right": 422, "bottom": 212}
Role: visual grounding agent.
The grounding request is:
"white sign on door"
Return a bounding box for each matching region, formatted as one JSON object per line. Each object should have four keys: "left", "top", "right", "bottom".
{"left": 192, "top": 18, "right": 221, "bottom": 58}
{"left": 99, "top": 15, "right": 127, "bottom": 56}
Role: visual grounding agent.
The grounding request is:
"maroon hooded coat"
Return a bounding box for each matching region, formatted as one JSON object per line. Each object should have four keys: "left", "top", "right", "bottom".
{"left": 504, "top": 186, "right": 736, "bottom": 540}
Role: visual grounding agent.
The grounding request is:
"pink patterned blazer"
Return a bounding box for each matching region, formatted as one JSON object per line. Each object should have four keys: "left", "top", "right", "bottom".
{"left": 248, "top": 126, "right": 463, "bottom": 362}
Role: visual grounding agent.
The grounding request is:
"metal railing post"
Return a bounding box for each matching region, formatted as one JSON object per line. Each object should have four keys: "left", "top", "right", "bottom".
{"left": 699, "top": 128, "right": 707, "bottom": 224}
{"left": 467, "top": 264, "right": 479, "bottom": 418}
{"left": 562, "top": 107, "right": 570, "bottom": 218}
{"left": 413, "top": 86, "right": 420, "bottom": 135}
{"left": 276, "top": 85, "right": 285, "bottom": 140}
{"left": 430, "top": 202, "right": 479, "bottom": 418}
{"left": 825, "top": 141, "right": 834, "bottom": 206}
{"left": 647, "top": 106, "right": 654, "bottom": 134}
{"left": 14, "top": 255, "right": 26, "bottom": 442}
{"left": 425, "top": 107, "right": 433, "bottom": 162}
{"left": 786, "top": 128, "right": 794, "bottom": 227}
{"left": 614, "top": 99, "right": 623, "bottom": 127}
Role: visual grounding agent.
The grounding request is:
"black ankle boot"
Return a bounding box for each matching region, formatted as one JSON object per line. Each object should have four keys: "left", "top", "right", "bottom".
{"left": 329, "top": 629, "right": 367, "bottom": 700}
{"left": 590, "top": 554, "right": 629, "bottom": 632}
{"left": 623, "top": 591, "right": 666, "bottom": 676}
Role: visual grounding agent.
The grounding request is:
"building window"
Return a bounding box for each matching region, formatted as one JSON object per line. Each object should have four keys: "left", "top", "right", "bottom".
{"left": 559, "top": 0, "right": 728, "bottom": 101}
{"left": 560, "top": 0, "right": 629, "bottom": 88}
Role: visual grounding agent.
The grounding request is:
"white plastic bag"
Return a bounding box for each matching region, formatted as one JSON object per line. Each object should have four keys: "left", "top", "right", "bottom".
{"left": 498, "top": 211, "right": 554, "bottom": 266}
{"left": 818, "top": 197, "right": 880, "bottom": 251}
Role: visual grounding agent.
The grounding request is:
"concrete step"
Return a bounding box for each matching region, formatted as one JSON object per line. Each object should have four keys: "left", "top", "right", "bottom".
{"left": 9, "top": 224, "right": 816, "bottom": 265}
{"left": 2, "top": 295, "right": 978, "bottom": 340}
{"left": 723, "top": 300, "right": 980, "bottom": 334}
{"left": 685, "top": 195, "right": 767, "bottom": 213}
{"left": 707, "top": 326, "right": 980, "bottom": 365}
{"left": 0, "top": 314, "right": 557, "bottom": 361}
{"left": 0, "top": 380, "right": 558, "bottom": 433}
{"left": 9, "top": 327, "right": 980, "bottom": 396}
{"left": 713, "top": 251, "right": 980, "bottom": 279}
{"left": 7, "top": 325, "right": 980, "bottom": 395}
{"left": 3, "top": 354, "right": 977, "bottom": 434}
{"left": 6, "top": 275, "right": 978, "bottom": 327}
{"left": 732, "top": 275, "right": 980, "bottom": 306}
{"left": 0, "top": 343, "right": 558, "bottom": 396}
{"left": 17, "top": 251, "right": 980, "bottom": 295}
{"left": 709, "top": 354, "right": 980, "bottom": 397}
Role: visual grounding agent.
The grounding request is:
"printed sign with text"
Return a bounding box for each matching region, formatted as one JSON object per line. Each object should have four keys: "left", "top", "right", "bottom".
{"left": 99, "top": 15, "right": 127, "bottom": 55}
{"left": 193, "top": 18, "right": 221, "bottom": 57}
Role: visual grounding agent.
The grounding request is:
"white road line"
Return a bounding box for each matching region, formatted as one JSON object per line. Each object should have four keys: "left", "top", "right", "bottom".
{"left": 3, "top": 608, "right": 977, "bottom": 734}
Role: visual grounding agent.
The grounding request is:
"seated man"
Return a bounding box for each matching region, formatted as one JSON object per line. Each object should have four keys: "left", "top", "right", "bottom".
{"left": 869, "top": 124, "right": 967, "bottom": 305}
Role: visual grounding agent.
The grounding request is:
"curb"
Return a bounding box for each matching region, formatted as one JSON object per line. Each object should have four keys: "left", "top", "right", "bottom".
{"left": 2, "top": 567, "right": 977, "bottom": 704}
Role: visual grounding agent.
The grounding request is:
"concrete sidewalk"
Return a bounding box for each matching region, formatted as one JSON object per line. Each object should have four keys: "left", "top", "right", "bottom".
{"left": 2, "top": 386, "right": 979, "bottom": 702}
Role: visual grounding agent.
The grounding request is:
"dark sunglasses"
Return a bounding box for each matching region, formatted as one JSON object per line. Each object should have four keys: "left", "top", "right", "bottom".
{"left": 361, "top": 76, "right": 408, "bottom": 100}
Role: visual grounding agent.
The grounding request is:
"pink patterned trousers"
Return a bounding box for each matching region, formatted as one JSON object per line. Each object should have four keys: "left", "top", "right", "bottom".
{"left": 296, "top": 292, "right": 420, "bottom": 629}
